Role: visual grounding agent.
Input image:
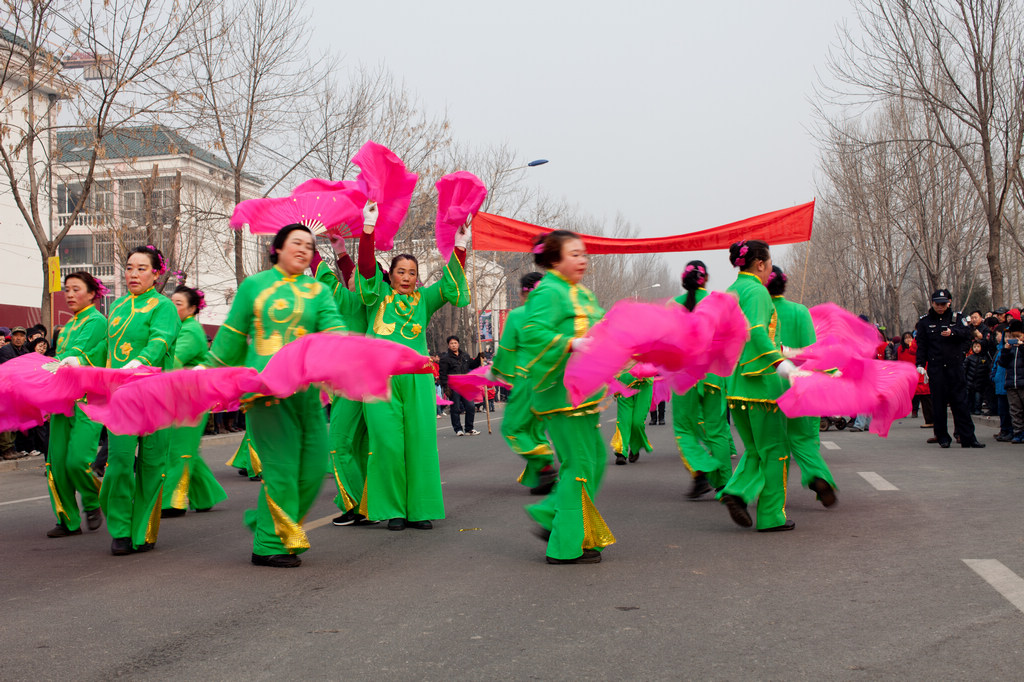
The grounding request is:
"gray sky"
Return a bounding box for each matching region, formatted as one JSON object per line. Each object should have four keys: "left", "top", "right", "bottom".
{"left": 307, "top": 0, "right": 859, "bottom": 293}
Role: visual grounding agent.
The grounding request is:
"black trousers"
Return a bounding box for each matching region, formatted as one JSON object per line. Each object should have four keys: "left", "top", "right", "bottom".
{"left": 449, "top": 392, "right": 475, "bottom": 433}
{"left": 928, "top": 363, "right": 976, "bottom": 445}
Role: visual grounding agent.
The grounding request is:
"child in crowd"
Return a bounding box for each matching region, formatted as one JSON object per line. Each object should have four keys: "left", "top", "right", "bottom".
{"left": 964, "top": 341, "right": 992, "bottom": 415}
{"left": 998, "top": 320, "right": 1024, "bottom": 443}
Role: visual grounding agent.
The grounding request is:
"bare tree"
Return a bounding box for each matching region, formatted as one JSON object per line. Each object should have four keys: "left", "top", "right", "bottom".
{"left": 0, "top": 0, "right": 204, "bottom": 324}
{"left": 822, "top": 0, "right": 1024, "bottom": 307}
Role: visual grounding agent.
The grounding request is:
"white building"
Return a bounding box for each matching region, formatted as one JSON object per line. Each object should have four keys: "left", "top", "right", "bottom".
{"left": 52, "top": 125, "right": 263, "bottom": 326}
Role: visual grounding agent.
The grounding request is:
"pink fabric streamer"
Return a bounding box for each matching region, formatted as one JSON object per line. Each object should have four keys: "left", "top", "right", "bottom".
{"left": 563, "top": 293, "right": 748, "bottom": 407}
{"left": 447, "top": 366, "right": 512, "bottom": 403}
{"left": 804, "top": 303, "right": 882, "bottom": 359}
{"left": 289, "top": 179, "right": 367, "bottom": 238}
{"left": 259, "top": 333, "right": 431, "bottom": 400}
{"left": 229, "top": 190, "right": 365, "bottom": 236}
{"left": 650, "top": 376, "right": 672, "bottom": 410}
{"left": 0, "top": 354, "right": 157, "bottom": 431}
{"left": 435, "top": 171, "right": 487, "bottom": 261}
{"left": 351, "top": 141, "right": 418, "bottom": 251}
{"left": 82, "top": 367, "right": 263, "bottom": 436}
{"left": 437, "top": 395, "right": 453, "bottom": 406}
{"left": 778, "top": 345, "right": 918, "bottom": 438}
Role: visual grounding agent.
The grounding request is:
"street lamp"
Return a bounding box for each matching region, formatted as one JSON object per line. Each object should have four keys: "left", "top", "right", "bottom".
{"left": 504, "top": 159, "right": 550, "bottom": 173}
{"left": 634, "top": 283, "right": 662, "bottom": 298}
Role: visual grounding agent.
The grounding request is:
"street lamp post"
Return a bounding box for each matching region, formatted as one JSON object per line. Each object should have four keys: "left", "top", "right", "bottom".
{"left": 634, "top": 283, "right": 662, "bottom": 299}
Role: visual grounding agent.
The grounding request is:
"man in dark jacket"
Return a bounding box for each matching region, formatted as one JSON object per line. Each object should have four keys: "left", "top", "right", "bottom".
{"left": 915, "top": 290, "right": 984, "bottom": 448}
{"left": 438, "top": 336, "right": 481, "bottom": 436}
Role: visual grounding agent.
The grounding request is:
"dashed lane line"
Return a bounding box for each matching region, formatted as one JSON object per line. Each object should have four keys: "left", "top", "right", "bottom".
{"left": 822, "top": 441, "right": 840, "bottom": 450}
{"left": 857, "top": 471, "right": 899, "bottom": 491}
{"left": 963, "top": 559, "right": 1024, "bottom": 613}
{"left": 0, "top": 495, "right": 49, "bottom": 507}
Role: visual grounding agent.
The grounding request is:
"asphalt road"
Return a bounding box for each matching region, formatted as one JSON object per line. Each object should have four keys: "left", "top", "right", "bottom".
{"left": 1, "top": 406, "right": 1023, "bottom": 680}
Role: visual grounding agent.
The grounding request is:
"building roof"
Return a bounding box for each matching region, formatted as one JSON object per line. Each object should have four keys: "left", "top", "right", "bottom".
{"left": 0, "top": 26, "right": 32, "bottom": 52}
{"left": 55, "top": 124, "right": 262, "bottom": 185}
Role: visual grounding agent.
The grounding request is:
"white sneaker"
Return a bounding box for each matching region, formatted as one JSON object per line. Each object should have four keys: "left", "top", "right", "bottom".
{"left": 456, "top": 431, "right": 465, "bottom": 436}
{"left": 466, "top": 429, "right": 480, "bottom": 435}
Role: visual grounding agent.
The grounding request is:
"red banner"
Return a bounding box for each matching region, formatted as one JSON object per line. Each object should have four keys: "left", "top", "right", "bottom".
{"left": 471, "top": 200, "right": 814, "bottom": 254}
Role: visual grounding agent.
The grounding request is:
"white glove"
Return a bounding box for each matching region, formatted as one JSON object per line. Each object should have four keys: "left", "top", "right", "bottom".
{"left": 362, "top": 201, "right": 378, "bottom": 231}
{"left": 58, "top": 356, "right": 81, "bottom": 367}
{"left": 328, "top": 232, "right": 347, "bottom": 254}
{"left": 776, "top": 359, "right": 798, "bottom": 380}
{"left": 454, "top": 224, "right": 471, "bottom": 250}
{"left": 124, "top": 359, "right": 144, "bottom": 370}
{"left": 192, "top": 364, "right": 206, "bottom": 371}
{"left": 570, "top": 337, "right": 592, "bottom": 353}
{"left": 781, "top": 345, "right": 802, "bottom": 359}
{"left": 917, "top": 366, "right": 926, "bottom": 376}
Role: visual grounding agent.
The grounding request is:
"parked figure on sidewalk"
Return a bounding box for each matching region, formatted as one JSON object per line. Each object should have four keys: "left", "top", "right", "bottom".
{"left": 439, "top": 335, "right": 481, "bottom": 436}
{"left": 998, "top": 319, "right": 1024, "bottom": 442}
{"left": 914, "top": 289, "right": 985, "bottom": 449}
{"left": 44, "top": 271, "right": 107, "bottom": 538}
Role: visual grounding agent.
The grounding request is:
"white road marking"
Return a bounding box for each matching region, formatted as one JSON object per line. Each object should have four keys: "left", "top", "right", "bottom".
{"left": 0, "top": 495, "right": 49, "bottom": 507}
{"left": 822, "top": 441, "right": 840, "bottom": 450}
{"left": 305, "top": 513, "right": 337, "bottom": 532}
{"left": 438, "top": 414, "right": 504, "bottom": 432}
{"left": 857, "top": 471, "right": 899, "bottom": 490}
{"left": 963, "top": 559, "right": 1024, "bottom": 613}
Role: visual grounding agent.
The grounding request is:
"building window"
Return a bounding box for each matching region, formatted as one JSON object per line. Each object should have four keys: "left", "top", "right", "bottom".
{"left": 59, "top": 234, "right": 92, "bottom": 265}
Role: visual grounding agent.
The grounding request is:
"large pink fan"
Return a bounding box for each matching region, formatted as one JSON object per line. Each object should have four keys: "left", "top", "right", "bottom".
{"left": 0, "top": 354, "right": 157, "bottom": 431}
{"left": 351, "top": 141, "right": 418, "bottom": 250}
{"left": 82, "top": 367, "right": 263, "bottom": 436}
{"left": 804, "top": 303, "right": 882, "bottom": 358}
{"left": 435, "top": 172, "right": 487, "bottom": 261}
{"left": 259, "top": 333, "right": 431, "bottom": 400}
{"left": 777, "top": 356, "right": 917, "bottom": 438}
{"left": 290, "top": 179, "right": 367, "bottom": 238}
{"left": 229, "top": 191, "right": 364, "bottom": 236}
{"left": 447, "top": 366, "right": 512, "bottom": 403}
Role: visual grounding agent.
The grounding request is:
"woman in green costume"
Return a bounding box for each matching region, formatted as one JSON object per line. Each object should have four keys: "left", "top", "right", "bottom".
{"left": 356, "top": 202, "right": 471, "bottom": 531}
{"left": 209, "top": 224, "right": 346, "bottom": 568}
{"left": 161, "top": 285, "right": 228, "bottom": 518}
{"left": 521, "top": 230, "right": 614, "bottom": 565}
{"left": 491, "top": 271, "right": 557, "bottom": 494}
{"left": 100, "top": 245, "right": 181, "bottom": 556}
{"left": 716, "top": 240, "right": 799, "bottom": 532}
{"left": 311, "top": 237, "right": 377, "bottom": 527}
{"left": 766, "top": 266, "right": 837, "bottom": 507}
{"left": 671, "top": 261, "right": 737, "bottom": 498}
{"left": 610, "top": 369, "right": 653, "bottom": 465}
{"left": 45, "top": 271, "right": 107, "bottom": 538}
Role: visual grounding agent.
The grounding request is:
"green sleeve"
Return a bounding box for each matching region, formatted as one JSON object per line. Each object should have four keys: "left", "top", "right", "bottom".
{"left": 137, "top": 299, "right": 181, "bottom": 368}
{"left": 209, "top": 278, "right": 254, "bottom": 367}
{"left": 315, "top": 261, "right": 342, "bottom": 298}
{"left": 738, "top": 287, "right": 783, "bottom": 377}
{"left": 519, "top": 284, "right": 573, "bottom": 392}
{"left": 356, "top": 264, "right": 386, "bottom": 308}
{"left": 314, "top": 283, "right": 347, "bottom": 333}
{"left": 174, "top": 321, "right": 210, "bottom": 368}
{"left": 792, "top": 303, "right": 817, "bottom": 348}
{"left": 491, "top": 309, "right": 521, "bottom": 380}
{"left": 423, "top": 252, "right": 471, "bottom": 316}
{"left": 64, "top": 313, "right": 107, "bottom": 367}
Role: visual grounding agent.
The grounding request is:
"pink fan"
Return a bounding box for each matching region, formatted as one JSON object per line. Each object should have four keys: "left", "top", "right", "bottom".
{"left": 259, "top": 333, "right": 431, "bottom": 400}
{"left": 351, "top": 141, "right": 418, "bottom": 250}
{"left": 435, "top": 171, "right": 487, "bottom": 261}
{"left": 290, "top": 179, "right": 367, "bottom": 238}
{"left": 229, "top": 191, "right": 365, "bottom": 237}
{"left": 650, "top": 376, "right": 672, "bottom": 410}
{"left": 447, "top": 366, "right": 512, "bottom": 403}
{"left": 437, "top": 395, "right": 453, "bottom": 406}
{"left": 82, "top": 367, "right": 263, "bottom": 436}
{"left": 803, "top": 303, "right": 882, "bottom": 359}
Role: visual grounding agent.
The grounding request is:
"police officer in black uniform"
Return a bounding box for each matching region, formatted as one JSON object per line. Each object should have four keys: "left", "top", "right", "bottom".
{"left": 915, "top": 289, "right": 985, "bottom": 448}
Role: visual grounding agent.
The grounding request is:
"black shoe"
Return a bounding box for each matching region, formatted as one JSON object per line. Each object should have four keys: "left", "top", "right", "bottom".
{"left": 237, "top": 468, "right": 248, "bottom": 476}
{"left": 658, "top": 418, "right": 665, "bottom": 425}
{"left": 757, "top": 519, "right": 796, "bottom": 532}
{"left": 161, "top": 507, "right": 186, "bottom": 518}
{"left": 939, "top": 441, "right": 951, "bottom": 448}
{"left": 614, "top": 454, "right": 627, "bottom": 465}
{"left": 408, "top": 520, "right": 433, "bottom": 530}
{"left": 333, "top": 510, "right": 363, "bottom": 526}
{"left": 996, "top": 433, "right": 1014, "bottom": 442}
{"left": 721, "top": 494, "right": 753, "bottom": 528}
{"left": 46, "top": 524, "right": 82, "bottom": 538}
{"left": 962, "top": 441, "right": 986, "bottom": 448}
{"left": 628, "top": 451, "right": 640, "bottom": 463}
{"left": 249, "top": 474, "right": 262, "bottom": 482}
{"left": 648, "top": 420, "right": 657, "bottom": 426}
{"left": 133, "top": 542, "right": 155, "bottom": 553}
{"left": 194, "top": 507, "right": 212, "bottom": 513}
{"left": 85, "top": 507, "right": 102, "bottom": 531}
{"left": 529, "top": 477, "right": 557, "bottom": 496}
{"left": 687, "top": 473, "right": 712, "bottom": 499}
{"left": 809, "top": 477, "right": 837, "bottom": 508}
{"left": 546, "top": 549, "right": 602, "bottom": 564}
{"left": 387, "top": 518, "right": 406, "bottom": 531}
{"left": 111, "top": 537, "right": 132, "bottom": 556}
{"left": 251, "top": 553, "right": 301, "bottom": 568}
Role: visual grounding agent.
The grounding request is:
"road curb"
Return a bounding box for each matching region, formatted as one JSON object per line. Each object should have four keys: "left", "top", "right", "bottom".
{"left": 0, "top": 453, "right": 45, "bottom": 473}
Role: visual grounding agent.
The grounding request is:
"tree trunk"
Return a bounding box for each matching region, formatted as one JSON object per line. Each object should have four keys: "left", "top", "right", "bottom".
{"left": 987, "top": 214, "right": 1005, "bottom": 307}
